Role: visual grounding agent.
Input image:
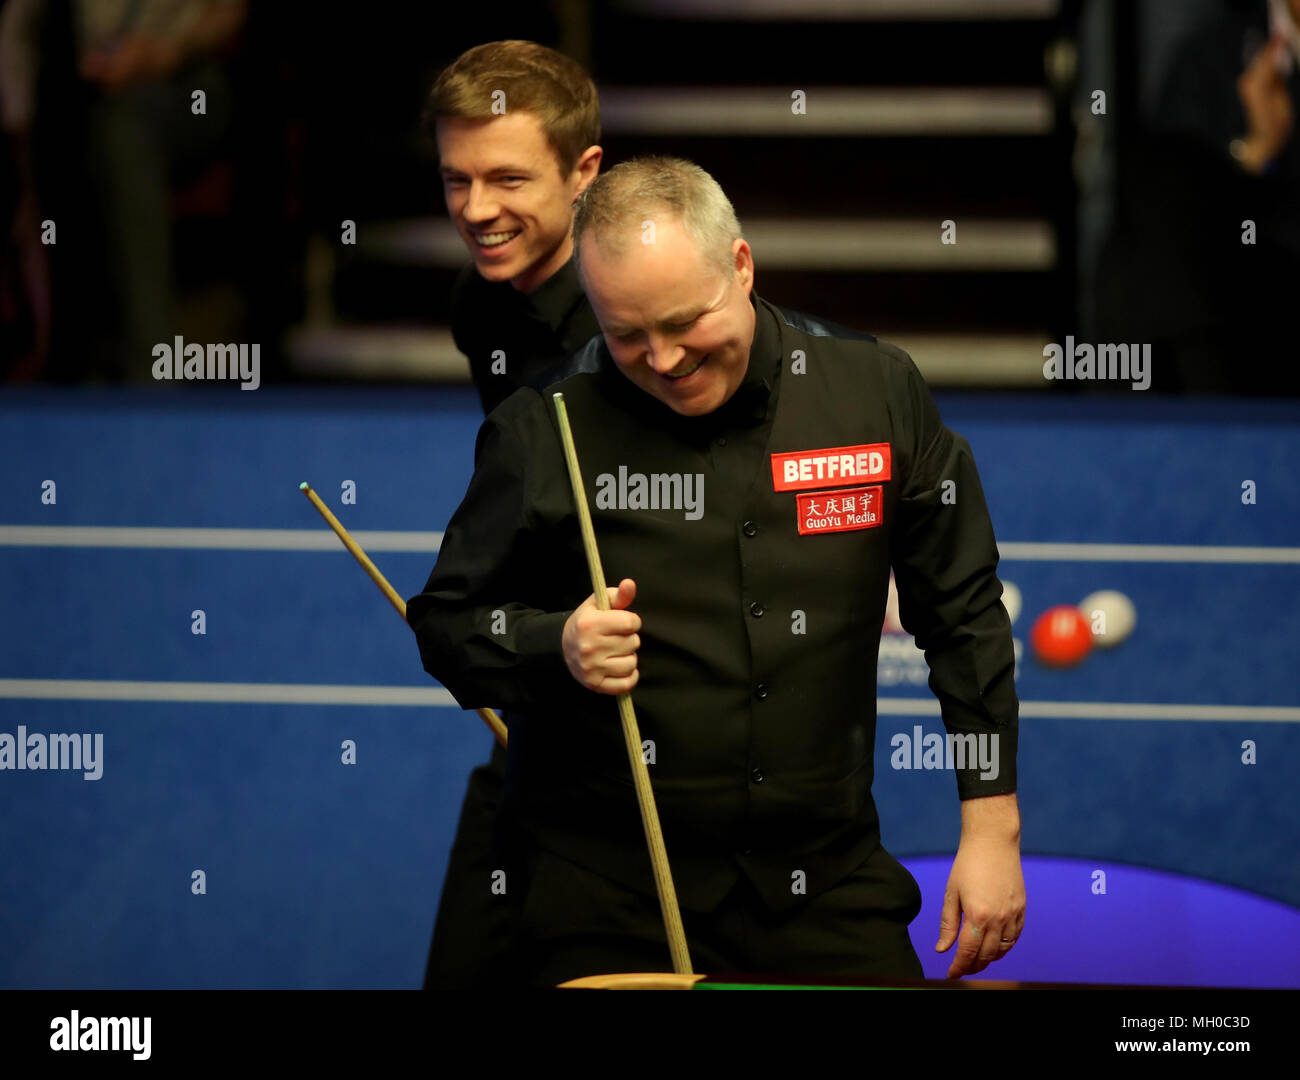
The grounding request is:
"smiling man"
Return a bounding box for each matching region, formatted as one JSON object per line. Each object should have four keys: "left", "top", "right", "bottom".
{"left": 574, "top": 180, "right": 757, "bottom": 419}
{"left": 417, "top": 40, "right": 603, "bottom": 991}
{"left": 429, "top": 41, "right": 602, "bottom": 414}
{"left": 409, "top": 157, "right": 1023, "bottom": 988}
{"left": 439, "top": 106, "right": 590, "bottom": 293}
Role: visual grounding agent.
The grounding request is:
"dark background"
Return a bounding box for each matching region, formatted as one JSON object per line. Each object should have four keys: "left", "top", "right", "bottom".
{"left": 3, "top": 0, "right": 1296, "bottom": 394}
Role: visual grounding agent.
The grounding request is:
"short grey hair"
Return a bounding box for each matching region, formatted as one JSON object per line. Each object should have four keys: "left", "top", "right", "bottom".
{"left": 573, "top": 156, "right": 743, "bottom": 281}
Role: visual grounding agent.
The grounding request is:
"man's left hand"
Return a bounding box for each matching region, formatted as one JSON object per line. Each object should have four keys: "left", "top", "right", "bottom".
{"left": 935, "top": 831, "right": 1025, "bottom": 979}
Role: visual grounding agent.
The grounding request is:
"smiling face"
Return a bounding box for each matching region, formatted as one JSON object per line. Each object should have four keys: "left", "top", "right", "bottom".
{"left": 579, "top": 217, "right": 756, "bottom": 416}
{"left": 437, "top": 111, "right": 600, "bottom": 293}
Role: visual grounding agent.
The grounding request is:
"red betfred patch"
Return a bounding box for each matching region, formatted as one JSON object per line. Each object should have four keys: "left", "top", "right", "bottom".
{"left": 771, "top": 442, "right": 891, "bottom": 492}
{"left": 796, "top": 485, "right": 882, "bottom": 535}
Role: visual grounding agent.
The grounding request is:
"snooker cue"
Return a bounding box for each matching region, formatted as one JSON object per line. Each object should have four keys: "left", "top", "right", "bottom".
{"left": 550, "top": 392, "right": 693, "bottom": 976}
{"left": 298, "top": 482, "right": 508, "bottom": 749}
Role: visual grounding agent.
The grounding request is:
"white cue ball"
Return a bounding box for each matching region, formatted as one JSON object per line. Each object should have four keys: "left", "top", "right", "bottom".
{"left": 1000, "top": 581, "right": 1022, "bottom": 625}
{"left": 1079, "top": 589, "right": 1136, "bottom": 647}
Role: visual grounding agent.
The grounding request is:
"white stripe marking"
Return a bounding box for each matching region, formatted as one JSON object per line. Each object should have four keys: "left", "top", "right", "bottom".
{"left": 0, "top": 526, "right": 443, "bottom": 552}
{"left": 0, "top": 681, "right": 1292, "bottom": 722}
{"left": 878, "top": 699, "right": 1300, "bottom": 722}
{"left": 998, "top": 542, "right": 1300, "bottom": 564}
{"left": 743, "top": 218, "right": 1054, "bottom": 270}
{"left": 600, "top": 87, "right": 1053, "bottom": 136}
{"left": 4, "top": 528, "right": 1299, "bottom": 566}
{"left": 621, "top": 0, "right": 1059, "bottom": 18}
{"left": 361, "top": 215, "right": 1053, "bottom": 269}
{"left": 0, "top": 679, "right": 456, "bottom": 706}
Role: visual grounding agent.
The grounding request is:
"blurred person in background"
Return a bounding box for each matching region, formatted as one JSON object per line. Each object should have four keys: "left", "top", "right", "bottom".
{"left": 1095, "top": 0, "right": 1299, "bottom": 393}
{"left": 1, "top": 0, "right": 247, "bottom": 382}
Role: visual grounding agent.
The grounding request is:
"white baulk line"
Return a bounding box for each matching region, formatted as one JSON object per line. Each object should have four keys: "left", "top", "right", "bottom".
{"left": 5, "top": 527, "right": 1300, "bottom": 565}
{"left": 0, "top": 526, "right": 443, "bottom": 552}
{"left": 0, "top": 680, "right": 1293, "bottom": 721}
{"left": 0, "top": 679, "right": 456, "bottom": 706}
{"left": 998, "top": 542, "right": 1300, "bottom": 564}
{"left": 878, "top": 698, "right": 1300, "bottom": 723}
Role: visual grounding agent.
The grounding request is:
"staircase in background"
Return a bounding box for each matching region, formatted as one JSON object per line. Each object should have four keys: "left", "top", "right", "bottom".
{"left": 288, "top": 0, "right": 1074, "bottom": 389}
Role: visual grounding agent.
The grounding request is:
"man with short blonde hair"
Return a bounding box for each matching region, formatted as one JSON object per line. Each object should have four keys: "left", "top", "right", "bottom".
{"left": 425, "top": 40, "right": 602, "bottom": 309}
{"left": 416, "top": 39, "right": 604, "bottom": 989}
{"left": 573, "top": 156, "right": 742, "bottom": 281}
{"left": 426, "top": 39, "right": 599, "bottom": 177}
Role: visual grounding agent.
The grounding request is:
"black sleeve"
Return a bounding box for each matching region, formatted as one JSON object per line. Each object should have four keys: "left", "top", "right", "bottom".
{"left": 406, "top": 389, "right": 578, "bottom": 710}
{"left": 883, "top": 343, "right": 1019, "bottom": 798}
{"left": 449, "top": 264, "right": 497, "bottom": 416}
{"left": 448, "top": 264, "right": 474, "bottom": 359}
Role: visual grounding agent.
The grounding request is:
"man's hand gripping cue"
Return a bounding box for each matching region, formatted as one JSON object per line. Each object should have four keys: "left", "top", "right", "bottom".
{"left": 562, "top": 578, "right": 641, "bottom": 695}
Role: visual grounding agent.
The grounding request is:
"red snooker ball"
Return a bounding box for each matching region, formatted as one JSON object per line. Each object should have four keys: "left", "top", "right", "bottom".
{"left": 1029, "top": 605, "right": 1094, "bottom": 667}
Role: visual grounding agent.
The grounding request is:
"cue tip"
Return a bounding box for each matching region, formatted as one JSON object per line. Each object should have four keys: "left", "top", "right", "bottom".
{"left": 299, "top": 481, "right": 310, "bottom": 491}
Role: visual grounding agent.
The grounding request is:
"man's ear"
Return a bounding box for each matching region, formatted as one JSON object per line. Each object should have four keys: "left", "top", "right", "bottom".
{"left": 572, "top": 144, "right": 603, "bottom": 198}
{"left": 733, "top": 238, "right": 755, "bottom": 292}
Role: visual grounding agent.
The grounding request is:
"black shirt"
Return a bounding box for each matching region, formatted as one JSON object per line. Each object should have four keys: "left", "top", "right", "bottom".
{"left": 408, "top": 292, "right": 1019, "bottom": 913}
{"left": 449, "top": 257, "right": 602, "bottom": 416}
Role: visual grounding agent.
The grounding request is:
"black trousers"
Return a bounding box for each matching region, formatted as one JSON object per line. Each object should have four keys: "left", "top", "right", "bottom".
{"left": 424, "top": 743, "right": 924, "bottom": 989}
{"left": 503, "top": 839, "right": 925, "bottom": 989}
{"left": 422, "top": 740, "right": 511, "bottom": 989}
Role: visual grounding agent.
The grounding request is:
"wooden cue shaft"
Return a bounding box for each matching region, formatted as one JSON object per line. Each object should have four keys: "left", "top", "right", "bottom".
{"left": 550, "top": 393, "right": 693, "bottom": 976}
{"left": 298, "top": 482, "right": 507, "bottom": 749}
